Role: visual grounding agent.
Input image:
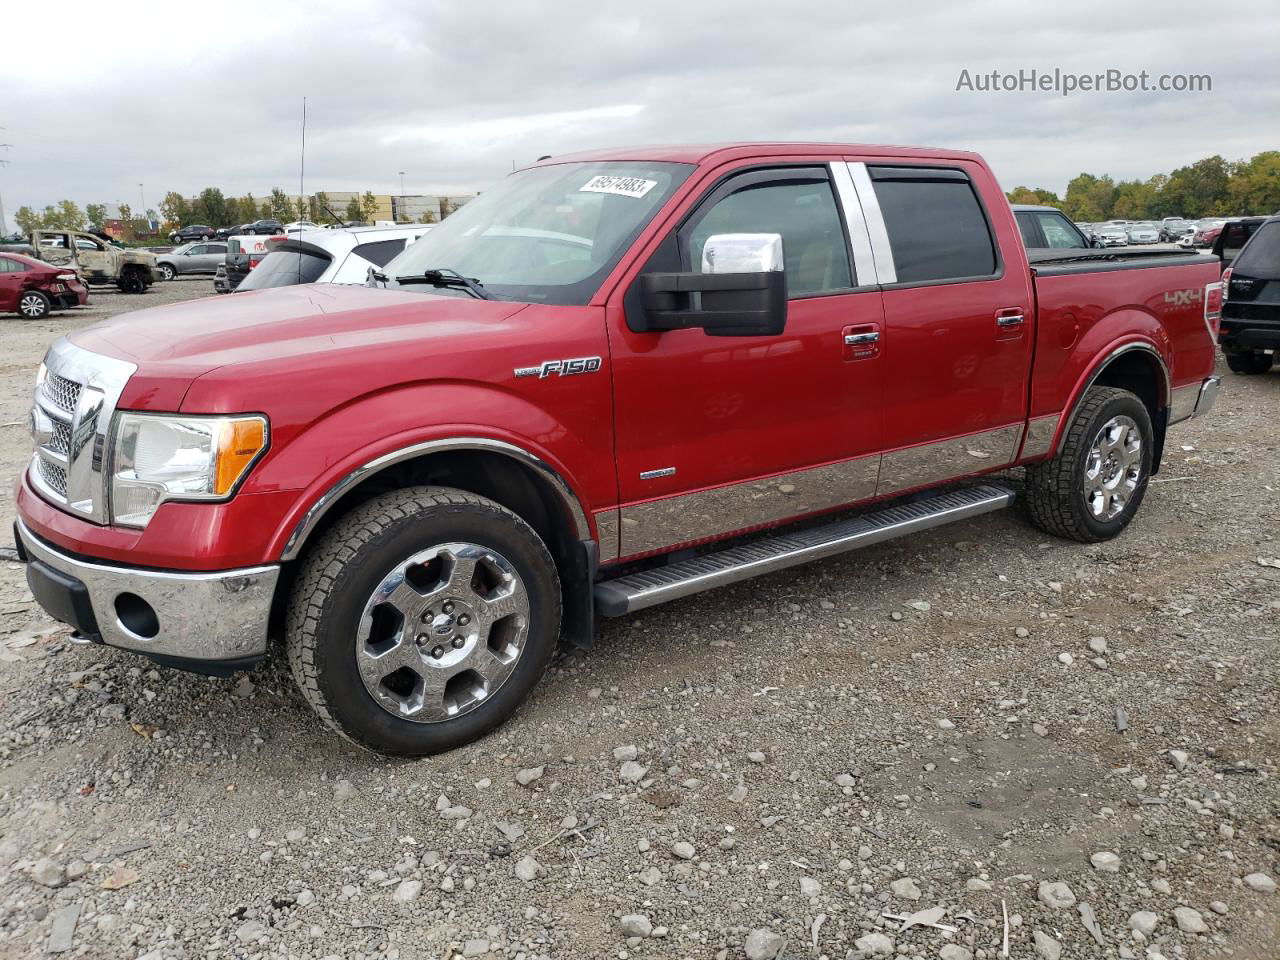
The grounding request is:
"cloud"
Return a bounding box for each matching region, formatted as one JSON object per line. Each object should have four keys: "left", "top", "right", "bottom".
{"left": 0, "top": 0, "right": 1276, "bottom": 224}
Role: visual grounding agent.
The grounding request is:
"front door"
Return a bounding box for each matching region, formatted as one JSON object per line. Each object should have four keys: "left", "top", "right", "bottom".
{"left": 73, "top": 234, "right": 112, "bottom": 280}
{"left": 849, "top": 159, "right": 1035, "bottom": 495}
{"left": 32, "top": 232, "right": 74, "bottom": 268}
{"left": 608, "top": 163, "right": 885, "bottom": 559}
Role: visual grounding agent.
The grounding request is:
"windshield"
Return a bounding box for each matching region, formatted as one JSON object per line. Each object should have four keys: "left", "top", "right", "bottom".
{"left": 383, "top": 161, "right": 693, "bottom": 305}
{"left": 1232, "top": 222, "right": 1280, "bottom": 280}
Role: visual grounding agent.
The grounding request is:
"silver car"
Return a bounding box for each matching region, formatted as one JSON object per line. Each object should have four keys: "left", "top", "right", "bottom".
{"left": 155, "top": 242, "right": 228, "bottom": 280}
{"left": 1125, "top": 222, "right": 1160, "bottom": 244}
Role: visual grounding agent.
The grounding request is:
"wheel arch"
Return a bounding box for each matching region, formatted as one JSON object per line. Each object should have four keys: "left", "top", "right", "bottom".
{"left": 1054, "top": 341, "right": 1171, "bottom": 471}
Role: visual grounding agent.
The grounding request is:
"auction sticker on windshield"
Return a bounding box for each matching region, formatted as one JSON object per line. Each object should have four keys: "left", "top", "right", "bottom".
{"left": 579, "top": 175, "right": 657, "bottom": 198}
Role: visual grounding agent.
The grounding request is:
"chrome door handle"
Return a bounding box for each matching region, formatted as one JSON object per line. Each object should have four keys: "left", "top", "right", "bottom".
{"left": 996, "top": 314, "right": 1025, "bottom": 327}
{"left": 844, "top": 331, "right": 881, "bottom": 345}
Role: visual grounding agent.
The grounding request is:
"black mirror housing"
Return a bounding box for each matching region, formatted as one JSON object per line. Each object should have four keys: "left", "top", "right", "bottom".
{"left": 634, "top": 270, "right": 787, "bottom": 337}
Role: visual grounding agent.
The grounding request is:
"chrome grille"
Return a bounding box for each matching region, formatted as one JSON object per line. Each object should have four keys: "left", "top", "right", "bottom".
{"left": 42, "top": 373, "right": 82, "bottom": 416}
{"left": 37, "top": 457, "right": 68, "bottom": 497}
{"left": 28, "top": 340, "right": 136, "bottom": 524}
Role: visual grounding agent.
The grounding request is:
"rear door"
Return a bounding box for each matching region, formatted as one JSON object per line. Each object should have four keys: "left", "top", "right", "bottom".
{"left": 0, "top": 257, "right": 24, "bottom": 311}
{"left": 199, "top": 243, "right": 227, "bottom": 272}
{"left": 32, "top": 232, "right": 74, "bottom": 268}
{"left": 849, "top": 159, "right": 1034, "bottom": 496}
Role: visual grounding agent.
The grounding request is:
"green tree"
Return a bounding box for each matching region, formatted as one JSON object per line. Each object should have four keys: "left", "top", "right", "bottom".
{"left": 14, "top": 206, "right": 39, "bottom": 234}
{"left": 344, "top": 197, "right": 363, "bottom": 223}
{"left": 1226, "top": 151, "right": 1280, "bottom": 215}
{"left": 259, "top": 200, "right": 272, "bottom": 219}
{"left": 1006, "top": 186, "right": 1060, "bottom": 206}
{"left": 1163, "top": 156, "right": 1231, "bottom": 218}
{"left": 86, "top": 203, "right": 107, "bottom": 229}
{"left": 160, "top": 191, "right": 189, "bottom": 226}
{"left": 1061, "top": 174, "right": 1117, "bottom": 222}
{"left": 361, "top": 191, "right": 379, "bottom": 222}
{"left": 117, "top": 203, "right": 135, "bottom": 241}
{"left": 268, "top": 187, "right": 294, "bottom": 221}
{"left": 194, "top": 188, "right": 230, "bottom": 227}
{"left": 1111, "top": 179, "right": 1158, "bottom": 220}
{"left": 312, "top": 192, "right": 340, "bottom": 224}
{"left": 54, "top": 200, "right": 87, "bottom": 230}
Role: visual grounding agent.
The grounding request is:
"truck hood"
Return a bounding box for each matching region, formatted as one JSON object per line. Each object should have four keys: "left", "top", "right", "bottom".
{"left": 71, "top": 283, "right": 528, "bottom": 372}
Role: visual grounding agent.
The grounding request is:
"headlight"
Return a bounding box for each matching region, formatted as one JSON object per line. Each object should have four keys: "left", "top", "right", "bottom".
{"left": 35, "top": 362, "right": 48, "bottom": 388}
{"left": 110, "top": 413, "right": 268, "bottom": 528}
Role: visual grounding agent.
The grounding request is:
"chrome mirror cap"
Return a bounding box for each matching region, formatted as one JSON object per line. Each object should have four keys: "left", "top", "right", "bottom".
{"left": 701, "top": 233, "right": 784, "bottom": 274}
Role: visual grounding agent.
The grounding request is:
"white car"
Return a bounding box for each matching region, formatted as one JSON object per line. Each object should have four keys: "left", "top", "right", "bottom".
{"left": 1096, "top": 226, "right": 1129, "bottom": 247}
{"left": 284, "top": 221, "right": 321, "bottom": 233}
{"left": 233, "top": 225, "right": 431, "bottom": 291}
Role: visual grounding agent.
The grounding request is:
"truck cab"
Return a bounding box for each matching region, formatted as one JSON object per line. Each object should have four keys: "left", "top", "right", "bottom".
{"left": 14, "top": 143, "right": 1223, "bottom": 757}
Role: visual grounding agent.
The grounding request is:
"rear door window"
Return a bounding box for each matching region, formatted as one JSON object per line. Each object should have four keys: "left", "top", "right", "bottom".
{"left": 351, "top": 238, "right": 407, "bottom": 267}
{"left": 1014, "top": 212, "right": 1042, "bottom": 248}
{"left": 870, "top": 168, "right": 998, "bottom": 283}
{"left": 1035, "top": 213, "right": 1087, "bottom": 248}
{"left": 1231, "top": 222, "right": 1280, "bottom": 280}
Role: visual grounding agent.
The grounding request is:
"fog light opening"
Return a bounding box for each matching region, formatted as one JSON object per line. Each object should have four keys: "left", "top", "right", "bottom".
{"left": 115, "top": 592, "right": 159, "bottom": 640}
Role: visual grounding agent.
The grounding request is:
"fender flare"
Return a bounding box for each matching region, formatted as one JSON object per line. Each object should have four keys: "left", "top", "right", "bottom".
{"left": 278, "top": 436, "right": 592, "bottom": 562}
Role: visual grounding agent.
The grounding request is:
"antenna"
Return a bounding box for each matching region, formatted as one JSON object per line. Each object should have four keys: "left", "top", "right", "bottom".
{"left": 298, "top": 97, "right": 307, "bottom": 283}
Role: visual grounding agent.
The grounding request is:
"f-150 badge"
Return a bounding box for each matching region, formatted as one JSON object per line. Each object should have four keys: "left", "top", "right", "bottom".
{"left": 514, "top": 357, "right": 603, "bottom": 379}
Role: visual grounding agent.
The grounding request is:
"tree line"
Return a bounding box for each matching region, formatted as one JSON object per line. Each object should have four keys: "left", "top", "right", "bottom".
{"left": 1006, "top": 151, "right": 1280, "bottom": 222}
{"left": 11, "top": 186, "right": 438, "bottom": 239}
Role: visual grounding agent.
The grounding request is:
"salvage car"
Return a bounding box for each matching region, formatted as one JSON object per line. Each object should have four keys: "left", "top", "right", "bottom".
{"left": 0, "top": 229, "right": 159, "bottom": 292}
{"left": 1218, "top": 214, "right": 1278, "bottom": 375}
{"left": 14, "top": 142, "right": 1223, "bottom": 756}
{"left": 0, "top": 252, "right": 87, "bottom": 318}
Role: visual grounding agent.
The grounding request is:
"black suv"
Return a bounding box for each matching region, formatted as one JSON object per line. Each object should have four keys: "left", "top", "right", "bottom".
{"left": 1219, "top": 215, "right": 1279, "bottom": 375}
{"left": 243, "top": 219, "right": 285, "bottom": 235}
{"left": 169, "top": 224, "right": 215, "bottom": 244}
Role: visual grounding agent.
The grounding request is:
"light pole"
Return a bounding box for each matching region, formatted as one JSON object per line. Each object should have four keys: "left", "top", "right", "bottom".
{"left": 138, "top": 184, "right": 145, "bottom": 229}
{"left": 399, "top": 171, "right": 405, "bottom": 197}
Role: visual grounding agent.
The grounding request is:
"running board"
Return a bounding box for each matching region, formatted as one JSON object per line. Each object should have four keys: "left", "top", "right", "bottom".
{"left": 594, "top": 484, "right": 1014, "bottom": 617}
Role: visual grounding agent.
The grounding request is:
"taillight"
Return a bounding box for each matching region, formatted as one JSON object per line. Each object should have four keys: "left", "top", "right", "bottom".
{"left": 1221, "top": 266, "right": 1233, "bottom": 288}
{"left": 1204, "top": 281, "right": 1223, "bottom": 338}
{"left": 248, "top": 255, "right": 264, "bottom": 270}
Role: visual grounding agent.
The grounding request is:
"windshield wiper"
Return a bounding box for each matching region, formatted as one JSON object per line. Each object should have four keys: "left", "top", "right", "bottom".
{"left": 393, "top": 268, "right": 493, "bottom": 300}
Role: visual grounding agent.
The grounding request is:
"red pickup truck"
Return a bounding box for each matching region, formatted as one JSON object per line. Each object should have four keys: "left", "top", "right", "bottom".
{"left": 15, "top": 143, "right": 1224, "bottom": 755}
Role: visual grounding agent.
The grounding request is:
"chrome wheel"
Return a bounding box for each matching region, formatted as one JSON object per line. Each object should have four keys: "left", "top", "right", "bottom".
{"left": 356, "top": 542, "right": 530, "bottom": 723}
{"left": 1083, "top": 415, "right": 1142, "bottom": 521}
{"left": 19, "top": 293, "right": 48, "bottom": 318}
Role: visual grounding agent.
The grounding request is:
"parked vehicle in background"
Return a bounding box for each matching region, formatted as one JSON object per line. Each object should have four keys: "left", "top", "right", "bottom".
{"left": 1096, "top": 224, "right": 1129, "bottom": 246}
{"left": 13, "top": 142, "right": 1224, "bottom": 756}
{"left": 1212, "top": 216, "right": 1268, "bottom": 267}
{"left": 214, "top": 225, "right": 244, "bottom": 240}
{"left": 1159, "top": 218, "right": 1194, "bottom": 242}
{"left": 0, "top": 229, "right": 159, "bottom": 292}
{"left": 1180, "top": 219, "right": 1226, "bottom": 248}
{"left": 213, "top": 262, "right": 231, "bottom": 294}
{"left": 169, "top": 224, "right": 216, "bottom": 244}
{"left": 0, "top": 252, "right": 88, "bottom": 318}
{"left": 235, "top": 225, "right": 431, "bottom": 291}
{"left": 1012, "top": 204, "right": 1099, "bottom": 259}
{"left": 1218, "top": 214, "right": 1279, "bottom": 375}
{"left": 154, "top": 242, "right": 229, "bottom": 280}
{"left": 242, "top": 219, "right": 285, "bottom": 235}
{"left": 284, "top": 221, "right": 321, "bottom": 233}
{"left": 222, "top": 234, "right": 279, "bottom": 291}
{"left": 1125, "top": 222, "right": 1160, "bottom": 244}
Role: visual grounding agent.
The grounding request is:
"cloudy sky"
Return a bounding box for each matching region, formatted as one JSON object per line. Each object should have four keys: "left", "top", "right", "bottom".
{"left": 1, "top": 0, "right": 1277, "bottom": 227}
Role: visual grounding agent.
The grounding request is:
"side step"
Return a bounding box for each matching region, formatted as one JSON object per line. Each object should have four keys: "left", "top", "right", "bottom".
{"left": 594, "top": 484, "right": 1014, "bottom": 616}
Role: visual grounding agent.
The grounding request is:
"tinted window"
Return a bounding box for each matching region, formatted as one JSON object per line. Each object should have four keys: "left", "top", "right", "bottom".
{"left": 1232, "top": 222, "right": 1280, "bottom": 280}
{"left": 237, "top": 249, "right": 332, "bottom": 290}
{"left": 351, "top": 238, "right": 407, "bottom": 267}
{"left": 1014, "top": 212, "right": 1039, "bottom": 248}
{"left": 1035, "top": 213, "right": 1087, "bottom": 249}
{"left": 208, "top": 244, "right": 227, "bottom": 255}
{"left": 0, "top": 257, "right": 23, "bottom": 272}
{"left": 188, "top": 245, "right": 208, "bottom": 255}
{"left": 688, "top": 178, "right": 852, "bottom": 296}
{"left": 872, "top": 173, "right": 997, "bottom": 283}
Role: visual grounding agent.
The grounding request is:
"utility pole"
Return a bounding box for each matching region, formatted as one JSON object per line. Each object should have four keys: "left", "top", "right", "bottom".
{"left": 139, "top": 183, "right": 145, "bottom": 230}
{"left": 0, "top": 130, "right": 10, "bottom": 235}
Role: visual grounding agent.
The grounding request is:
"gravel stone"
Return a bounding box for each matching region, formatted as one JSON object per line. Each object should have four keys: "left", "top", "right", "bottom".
{"left": 889, "top": 877, "right": 921, "bottom": 900}
{"left": 743, "top": 928, "right": 786, "bottom": 960}
{"left": 853, "top": 931, "right": 895, "bottom": 955}
{"left": 515, "top": 766, "right": 544, "bottom": 786}
{"left": 1129, "top": 910, "right": 1159, "bottom": 934}
{"left": 1090, "top": 851, "right": 1121, "bottom": 872}
{"left": 1033, "top": 930, "right": 1062, "bottom": 960}
{"left": 393, "top": 879, "right": 422, "bottom": 902}
{"left": 619, "top": 914, "right": 652, "bottom": 938}
{"left": 671, "top": 841, "right": 696, "bottom": 860}
{"left": 1243, "top": 872, "right": 1276, "bottom": 893}
{"left": 1173, "top": 906, "right": 1209, "bottom": 933}
{"left": 30, "top": 857, "right": 65, "bottom": 888}
{"left": 1037, "top": 881, "right": 1076, "bottom": 909}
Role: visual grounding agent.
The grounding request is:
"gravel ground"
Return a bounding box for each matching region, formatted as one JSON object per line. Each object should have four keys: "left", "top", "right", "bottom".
{"left": 0, "top": 279, "right": 1276, "bottom": 960}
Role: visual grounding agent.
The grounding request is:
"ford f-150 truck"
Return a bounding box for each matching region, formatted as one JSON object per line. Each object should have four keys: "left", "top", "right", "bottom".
{"left": 14, "top": 143, "right": 1224, "bottom": 756}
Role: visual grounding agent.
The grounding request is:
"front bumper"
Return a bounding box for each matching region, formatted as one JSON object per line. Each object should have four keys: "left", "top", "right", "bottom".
{"left": 14, "top": 518, "right": 279, "bottom": 668}
{"left": 1169, "top": 376, "right": 1222, "bottom": 425}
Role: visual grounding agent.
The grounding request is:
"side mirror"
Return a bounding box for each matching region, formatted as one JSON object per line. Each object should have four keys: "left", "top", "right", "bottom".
{"left": 634, "top": 233, "right": 787, "bottom": 337}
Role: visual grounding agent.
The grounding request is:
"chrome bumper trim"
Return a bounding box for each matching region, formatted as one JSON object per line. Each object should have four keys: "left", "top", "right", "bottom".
{"left": 16, "top": 519, "right": 278, "bottom": 661}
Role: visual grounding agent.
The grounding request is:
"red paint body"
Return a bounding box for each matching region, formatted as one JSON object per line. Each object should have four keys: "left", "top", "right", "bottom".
{"left": 15, "top": 144, "right": 1221, "bottom": 572}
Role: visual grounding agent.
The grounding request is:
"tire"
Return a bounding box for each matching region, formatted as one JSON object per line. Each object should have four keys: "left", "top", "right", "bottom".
{"left": 1225, "top": 351, "right": 1273, "bottom": 375}
{"left": 17, "top": 290, "right": 51, "bottom": 319}
{"left": 1025, "top": 386, "right": 1154, "bottom": 543}
{"left": 286, "top": 486, "right": 562, "bottom": 756}
{"left": 158, "top": 263, "right": 176, "bottom": 281}
{"left": 117, "top": 270, "right": 145, "bottom": 294}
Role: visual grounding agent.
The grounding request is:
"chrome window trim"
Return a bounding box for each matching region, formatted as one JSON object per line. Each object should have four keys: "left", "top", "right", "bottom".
{"left": 1053, "top": 343, "right": 1171, "bottom": 454}
{"left": 828, "top": 162, "right": 877, "bottom": 285}
{"left": 280, "top": 437, "right": 592, "bottom": 562}
{"left": 846, "top": 162, "right": 897, "bottom": 285}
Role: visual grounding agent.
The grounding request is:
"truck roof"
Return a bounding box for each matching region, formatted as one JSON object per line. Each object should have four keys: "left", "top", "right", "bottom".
{"left": 534, "top": 142, "right": 984, "bottom": 167}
